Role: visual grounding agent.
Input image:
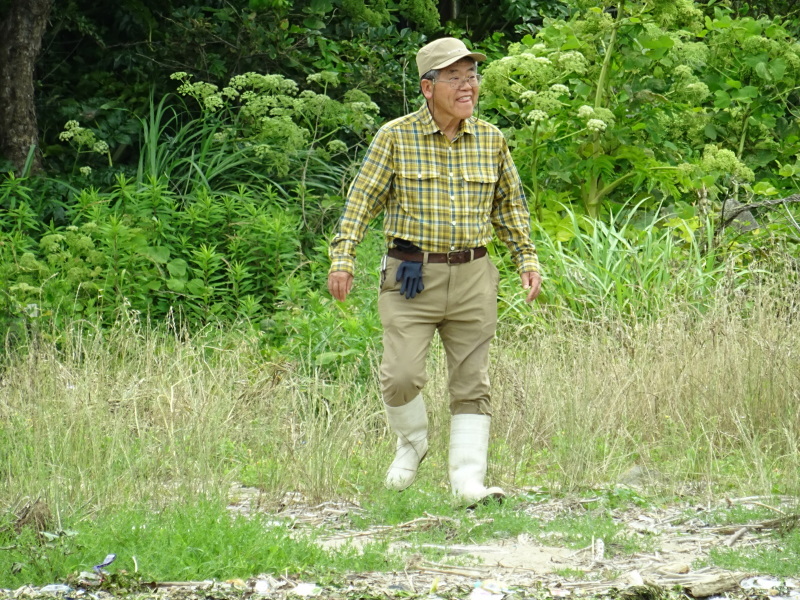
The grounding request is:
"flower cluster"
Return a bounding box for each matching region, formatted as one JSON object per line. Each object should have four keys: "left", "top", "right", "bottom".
{"left": 700, "top": 144, "right": 755, "bottom": 182}
{"left": 554, "top": 51, "right": 589, "bottom": 75}
{"left": 327, "top": 140, "right": 348, "bottom": 154}
{"left": 669, "top": 38, "right": 710, "bottom": 70}
{"left": 482, "top": 51, "right": 557, "bottom": 97}
{"left": 651, "top": 0, "right": 703, "bottom": 30}
{"left": 653, "top": 110, "right": 708, "bottom": 147}
{"left": 677, "top": 82, "right": 711, "bottom": 104}
{"left": 527, "top": 110, "right": 548, "bottom": 124}
{"left": 307, "top": 71, "right": 340, "bottom": 87}
{"left": 58, "top": 120, "right": 112, "bottom": 166}
{"left": 228, "top": 72, "right": 299, "bottom": 95}
{"left": 574, "top": 104, "right": 613, "bottom": 135}
{"left": 586, "top": 119, "right": 607, "bottom": 133}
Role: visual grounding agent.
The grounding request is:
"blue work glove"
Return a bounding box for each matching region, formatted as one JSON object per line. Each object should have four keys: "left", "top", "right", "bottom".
{"left": 396, "top": 261, "right": 424, "bottom": 299}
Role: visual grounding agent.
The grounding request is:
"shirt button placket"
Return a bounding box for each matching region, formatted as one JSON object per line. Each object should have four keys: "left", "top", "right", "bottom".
{"left": 448, "top": 145, "right": 456, "bottom": 251}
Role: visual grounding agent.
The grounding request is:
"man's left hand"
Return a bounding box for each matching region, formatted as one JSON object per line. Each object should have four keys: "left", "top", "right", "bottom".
{"left": 521, "top": 271, "right": 542, "bottom": 303}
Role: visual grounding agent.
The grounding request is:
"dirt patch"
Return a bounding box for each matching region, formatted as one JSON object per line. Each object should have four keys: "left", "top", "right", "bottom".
{"left": 8, "top": 488, "right": 796, "bottom": 600}
{"left": 225, "top": 485, "right": 800, "bottom": 599}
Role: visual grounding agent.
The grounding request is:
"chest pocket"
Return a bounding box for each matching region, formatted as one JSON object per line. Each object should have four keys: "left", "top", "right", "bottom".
{"left": 461, "top": 169, "right": 498, "bottom": 211}
{"left": 394, "top": 169, "right": 440, "bottom": 210}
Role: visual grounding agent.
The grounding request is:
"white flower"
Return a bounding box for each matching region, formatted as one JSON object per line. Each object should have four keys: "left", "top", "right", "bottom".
{"left": 327, "top": 139, "right": 348, "bottom": 154}
{"left": 527, "top": 110, "right": 548, "bottom": 123}
{"left": 586, "top": 118, "right": 607, "bottom": 132}
{"left": 577, "top": 105, "right": 595, "bottom": 119}
{"left": 550, "top": 84, "right": 570, "bottom": 95}
{"left": 80, "top": 166, "right": 92, "bottom": 176}
{"left": 520, "top": 90, "right": 538, "bottom": 102}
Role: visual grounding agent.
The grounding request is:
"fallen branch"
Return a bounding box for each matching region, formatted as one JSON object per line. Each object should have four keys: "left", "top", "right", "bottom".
{"left": 720, "top": 194, "right": 800, "bottom": 229}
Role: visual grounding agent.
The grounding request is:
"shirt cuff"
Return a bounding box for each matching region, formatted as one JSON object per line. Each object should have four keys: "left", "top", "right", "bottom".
{"left": 518, "top": 255, "right": 540, "bottom": 275}
{"left": 329, "top": 256, "right": 355, "bottom": 276}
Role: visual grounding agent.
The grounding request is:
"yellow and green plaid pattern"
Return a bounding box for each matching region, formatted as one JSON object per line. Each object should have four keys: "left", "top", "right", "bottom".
{"left": 329, "top": 104, "right": 539, "bottom": 275}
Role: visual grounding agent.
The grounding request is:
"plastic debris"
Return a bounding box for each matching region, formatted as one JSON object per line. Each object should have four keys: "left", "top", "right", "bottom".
{"left": 291, "top": 582, "right": 321, "bottom": 597}
{"left": 593, "top": 538, "right": 605, "bottom": 562}
{"left": 468, "top": 589, "right": 502, "bottom": 600}
{"left": 741, "top": 577, "right": 783, "bottom": 590}
{"left": 93, "top": 553, "right": 117, "bottom": 572}
{"left": 468, "top": 579, "right": 507, "bottom": 600}
{"left": 480, "top": 580, "right": 507, "bottom": 594}
{"left": 39, "top": 584, "right": 72, "bottom": 594}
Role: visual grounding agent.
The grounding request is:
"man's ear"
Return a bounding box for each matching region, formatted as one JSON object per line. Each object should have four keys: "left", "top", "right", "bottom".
{"left": 420, "top": 79, "right": 434, "bottom": 100}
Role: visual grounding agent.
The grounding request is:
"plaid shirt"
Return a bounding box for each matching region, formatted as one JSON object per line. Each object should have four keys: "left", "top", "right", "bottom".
{"left": 329, "top": 104, "right": 539, "bottom": 275}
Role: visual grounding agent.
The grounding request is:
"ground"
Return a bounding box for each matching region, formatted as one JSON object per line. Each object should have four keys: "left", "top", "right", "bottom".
{"left": 6, "top": 485, "right": 798, "bottom": 600}
{"left": 223, "top": 485, "right": 799, "bottom": 600}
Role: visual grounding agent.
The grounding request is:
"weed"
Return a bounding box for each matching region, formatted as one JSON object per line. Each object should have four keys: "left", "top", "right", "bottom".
{"left": 706, "top": 527, "right": 800, "bottom": 577}
{"left": 0, "top": 498, "right": 401, "bottom": 588}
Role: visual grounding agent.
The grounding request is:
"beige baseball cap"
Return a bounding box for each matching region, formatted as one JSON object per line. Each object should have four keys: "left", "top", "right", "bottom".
{"left": 416, "top": 37, "right": 487, "bottom": 79}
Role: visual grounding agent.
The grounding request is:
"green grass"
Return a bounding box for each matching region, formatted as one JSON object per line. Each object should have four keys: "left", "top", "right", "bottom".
{"left": 0, "top": 498, "right": 399, "bottom": 588}
{"left": 707, "top": 530, "right": 800, "bottom": 577}
{"left": 1, "top": 250, "right": 799, "bottom": 585}
{"left": 694, "top": 504, "right": 800, "bottom": 576}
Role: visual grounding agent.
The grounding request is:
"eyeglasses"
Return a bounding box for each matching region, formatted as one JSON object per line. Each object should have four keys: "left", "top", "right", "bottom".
{"left": 434, "top": 74, "right": 482, "bottom": 89}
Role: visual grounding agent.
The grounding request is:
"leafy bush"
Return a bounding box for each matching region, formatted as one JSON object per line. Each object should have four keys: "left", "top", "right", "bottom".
{"left": 480, "top": 1, "right": 800, "bottom": 222}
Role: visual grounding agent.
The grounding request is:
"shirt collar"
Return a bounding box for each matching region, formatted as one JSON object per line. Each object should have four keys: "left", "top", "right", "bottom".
{"left": 414, "top": 103, "right": 477, "bottom": 137}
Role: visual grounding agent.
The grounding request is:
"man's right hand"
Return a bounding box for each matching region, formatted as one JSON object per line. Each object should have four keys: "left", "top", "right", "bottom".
{"left": 327, "top": 271, "right": 354, "bottom": 302}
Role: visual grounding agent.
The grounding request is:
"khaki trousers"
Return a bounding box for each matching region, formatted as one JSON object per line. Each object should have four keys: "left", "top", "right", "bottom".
{"left": 378, "top": 254, "right": 499, "bottom": 415}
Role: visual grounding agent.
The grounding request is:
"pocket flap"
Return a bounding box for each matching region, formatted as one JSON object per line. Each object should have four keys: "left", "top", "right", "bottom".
{"left": 463, "top": 170, "right": 498, "bottom": 183}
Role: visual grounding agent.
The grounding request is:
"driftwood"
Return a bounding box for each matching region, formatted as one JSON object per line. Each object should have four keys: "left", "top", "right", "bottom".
{"left": 720, "top": 193, "right": 800, "bottom": 230}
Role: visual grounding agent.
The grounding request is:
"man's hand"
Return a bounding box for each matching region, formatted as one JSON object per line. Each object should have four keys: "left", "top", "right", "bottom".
{"left": 521, "top": 271, "right": 542, "bottom": 303}
{"left": 328, "top": 271, "right": 354, "bottom": 302}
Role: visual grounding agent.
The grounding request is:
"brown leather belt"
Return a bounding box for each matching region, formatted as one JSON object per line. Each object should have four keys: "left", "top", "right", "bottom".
{"left": 387, "top": 246, "right": 487, "bottom": 264}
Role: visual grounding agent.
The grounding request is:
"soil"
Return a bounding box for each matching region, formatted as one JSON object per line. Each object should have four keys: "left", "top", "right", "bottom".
{"left": 222, "top": 484, "right": 800, "bottom": 600}
{"left": 7, "top": 485, "right": 799, "bottom": 600}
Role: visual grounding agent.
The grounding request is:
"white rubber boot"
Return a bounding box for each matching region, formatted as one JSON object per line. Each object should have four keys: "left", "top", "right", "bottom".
{"left": 449, "top": 414, "right": 506, "bottom": 505}
{"left": 384, "top": 394, "right": 428, "bottom": 491}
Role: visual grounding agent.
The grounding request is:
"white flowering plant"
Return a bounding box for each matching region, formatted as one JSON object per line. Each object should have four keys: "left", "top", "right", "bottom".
{"left": 170, "top": 71, "right": 380, "bottom": 178}
{"left": 479, "top": 0, "right": 800, "bottom": 239}
{"left": 58, "top": 120, "right": 113, "bottom": 174}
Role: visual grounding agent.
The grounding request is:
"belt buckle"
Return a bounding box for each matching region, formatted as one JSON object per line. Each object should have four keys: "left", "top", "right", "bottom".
{"left": 446, "top": 250, "right": 464, "bottom": 264}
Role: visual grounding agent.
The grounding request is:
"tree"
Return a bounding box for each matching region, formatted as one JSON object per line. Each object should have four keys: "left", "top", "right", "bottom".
{"left": 0, "top": 0, "right": 53, "bottom": 173}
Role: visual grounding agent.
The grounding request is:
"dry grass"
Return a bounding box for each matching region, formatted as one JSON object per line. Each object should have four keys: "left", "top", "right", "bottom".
{"left": 489, "top": 288, "right": 800, "bottom": 494}
{"left": 1, "top": 284, "right": 798, "bottom": 519}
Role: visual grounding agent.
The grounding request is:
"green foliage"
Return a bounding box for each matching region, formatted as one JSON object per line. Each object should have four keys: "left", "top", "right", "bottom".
{"left": 1, "top": 74, "right": 381, "bottom": 349}
{"left": 704, "top": 507, "right": 800, "bottom": 576}
{"left": 34, "top": 0, "right": 432, "bottom": 172}
{"left": 480, "top": 1, "right": 800, "bottom": 222}
{"left": 170, "top": 70, "right": 379, "bottom": 178}
{"left": 0, "top": 499, "right": 399, "bottom": 587}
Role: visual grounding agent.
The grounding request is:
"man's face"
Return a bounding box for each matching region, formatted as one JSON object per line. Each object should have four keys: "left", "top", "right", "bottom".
{"left": 422, "top": 58, "right": 479, "bottom": 124}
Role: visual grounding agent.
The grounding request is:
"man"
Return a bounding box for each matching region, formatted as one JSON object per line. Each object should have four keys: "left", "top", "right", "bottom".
{"left": 327, "top": 37, "right": 542, "bottom": 505}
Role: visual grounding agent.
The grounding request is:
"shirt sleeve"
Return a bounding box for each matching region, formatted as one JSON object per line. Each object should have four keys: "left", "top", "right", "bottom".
{"left": 491, "top": 138, "right": 540, "bottom": 274}
{"left": 328, "top": 129, "right": 395, "bottom": 275}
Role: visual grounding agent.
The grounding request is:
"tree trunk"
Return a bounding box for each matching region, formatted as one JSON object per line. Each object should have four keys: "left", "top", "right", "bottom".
{"left": 0, "top": 0, "right": 53, "bottom": 174}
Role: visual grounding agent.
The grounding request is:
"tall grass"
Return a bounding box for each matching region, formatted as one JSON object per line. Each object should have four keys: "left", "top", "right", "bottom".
{"left": 490, "top": 279, "right": 800, "bottom": 495}
{"left": 2, "top": 271, "right": 799, "bottom": 520}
